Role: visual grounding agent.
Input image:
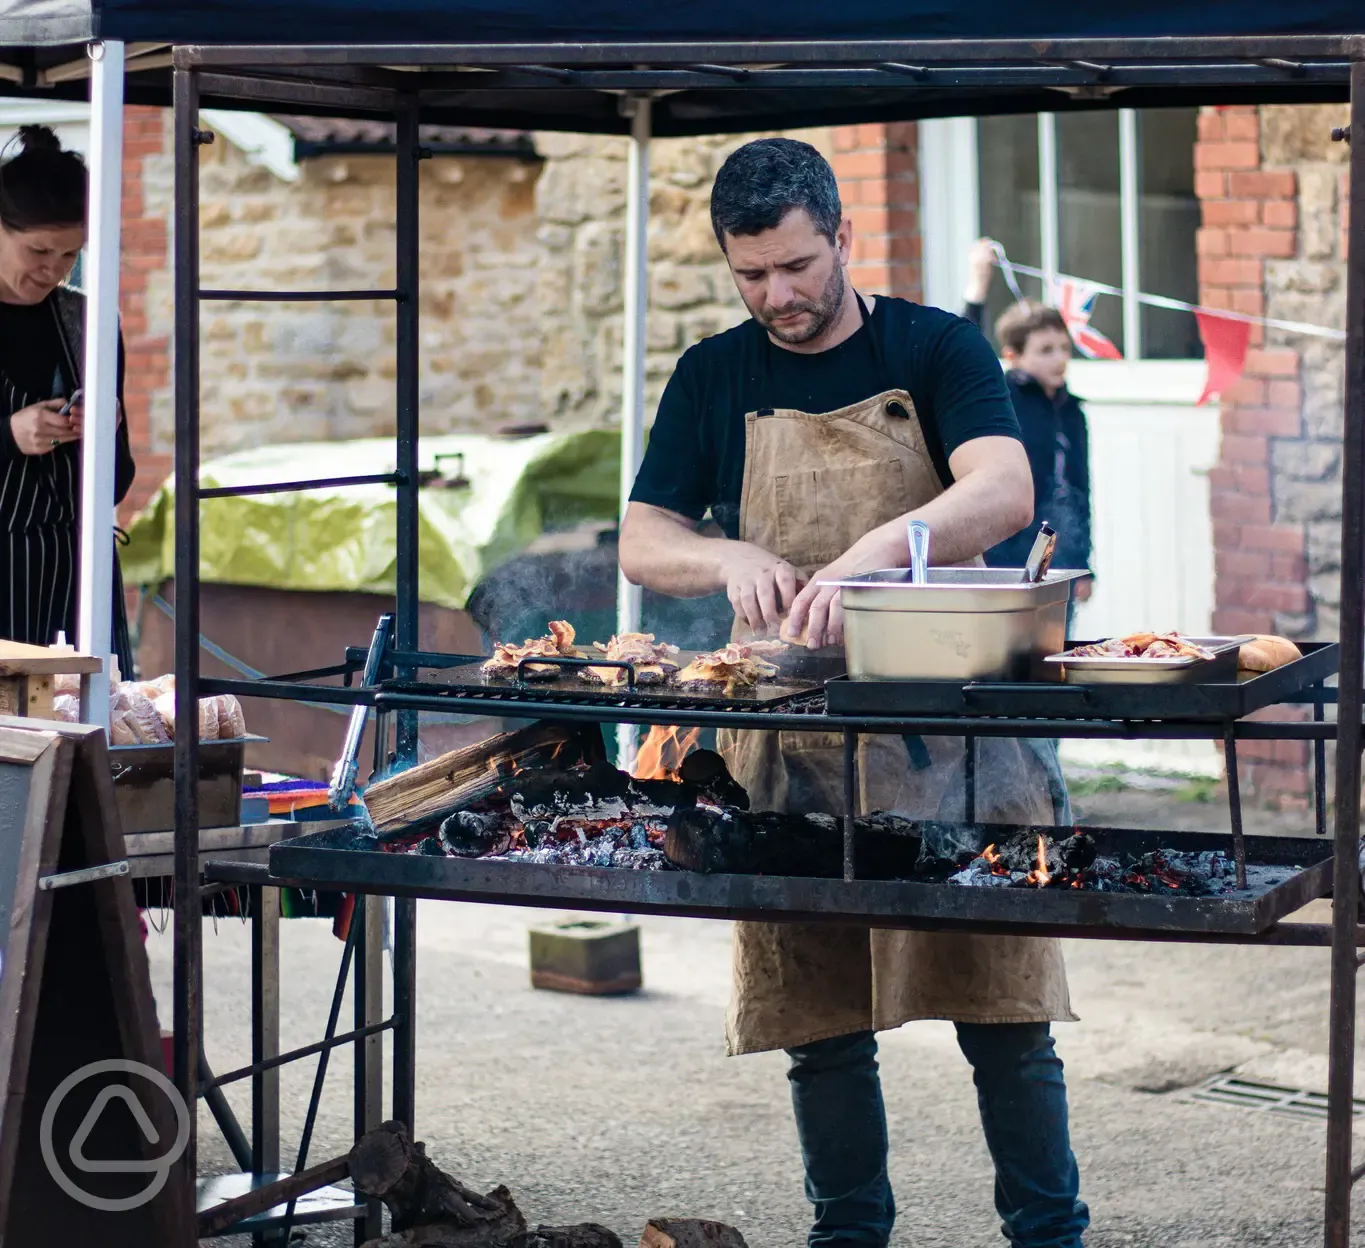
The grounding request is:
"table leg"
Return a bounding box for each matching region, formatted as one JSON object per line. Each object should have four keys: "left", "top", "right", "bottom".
{"left": 251, "top": 883, "right": 280, "bottom": 1173}
{"left": 355, "top": 894, "right": 384, "bottom": 1244}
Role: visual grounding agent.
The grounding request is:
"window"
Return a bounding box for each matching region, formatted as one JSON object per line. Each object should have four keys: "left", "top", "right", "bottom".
{"left": 974, "top": 109, "right": 1201, "bottom": 361}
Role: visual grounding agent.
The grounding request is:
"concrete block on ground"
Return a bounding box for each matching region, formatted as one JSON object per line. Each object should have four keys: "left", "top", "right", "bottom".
{"left": 528, "top": 916, "right": 641, "bottom": 995}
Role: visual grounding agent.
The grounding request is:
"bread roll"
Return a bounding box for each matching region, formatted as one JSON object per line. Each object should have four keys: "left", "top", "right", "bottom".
{"left": 52, "top": 693, "right": 79, "bottom": 723}
{"left": 53, "top": 672, "right": 80, "bottom": 695}
{"left": 1238, "top": 634, "right": 1302, "bottom": 673}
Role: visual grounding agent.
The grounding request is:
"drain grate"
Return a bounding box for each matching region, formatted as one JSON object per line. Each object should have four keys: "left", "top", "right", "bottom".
{"left": 1190, "top": 1076, "right": 1365, "bottom": 1121}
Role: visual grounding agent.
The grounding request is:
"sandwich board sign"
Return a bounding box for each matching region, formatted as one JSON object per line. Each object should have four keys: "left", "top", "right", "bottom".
{"left": 0, "top": 719, "right": 193, "bottom": 1245}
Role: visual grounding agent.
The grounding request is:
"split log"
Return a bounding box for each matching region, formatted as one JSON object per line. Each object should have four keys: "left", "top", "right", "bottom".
{"left": 351, "top": 1121, "right": 526, "bottom": 1245}
{"left": 364, "top": 722, "right": 602, "bottom": 834}
{"left": 510, "top": 1227, "right": 623, "bottom": 1248}
{"left": 639, "top": 1220, "right": 749, "bottom": 1248}
{"left": 663, "top": 805, "right": 922, "bottom": 878}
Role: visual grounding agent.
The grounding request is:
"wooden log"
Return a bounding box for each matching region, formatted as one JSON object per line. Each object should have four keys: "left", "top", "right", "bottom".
{"left": 510, "top": 1226, "right": 623, "bottom": 1248}
{"left": 197, "top": 1156, "right": 350, "bottom": 1237}
{"left": 663, "top": 805, "right": 923, "bottom": 878}
{"left": 364, "top": 722, "right": 600, "bottom": 834}
{"left": 639, "top": 1220, "right": 749, "bottom": 1248}
{"left": 350, "top": 1121, "right": 526, "bottom": 1244}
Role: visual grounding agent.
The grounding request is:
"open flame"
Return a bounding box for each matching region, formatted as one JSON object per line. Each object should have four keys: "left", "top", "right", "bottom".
{"left": 1025, "top": 835, "right": 1051, "bottom": 888}
{"left": 633, "top": 725, "right": 701, "bottom": 781}
{"left": 981, "top": 843, "right": 1010, "bottom": 877}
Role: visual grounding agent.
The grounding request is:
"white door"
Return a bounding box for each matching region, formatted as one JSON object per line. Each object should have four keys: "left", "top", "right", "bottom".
{"left": 1064, "top": 359, "right": 1221, "bottom": 775}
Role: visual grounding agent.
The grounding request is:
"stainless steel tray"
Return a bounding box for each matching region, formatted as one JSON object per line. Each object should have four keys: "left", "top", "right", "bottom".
{"left": 823, "top": 567, "right": 1089, "bottom": 682}
{"left": 1044, "top": 636, "right": 1251, "bottom": 684}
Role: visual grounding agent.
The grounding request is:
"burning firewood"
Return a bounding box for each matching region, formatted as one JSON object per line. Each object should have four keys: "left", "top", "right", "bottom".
{"left": 664, "top": 805, "right": 920, "bottom": 878}
{"left": 363, "top": 722, "right": 602, "bottom": 836}
{"left": 640, "top": 1220, "right": 749, "bottom": 1248}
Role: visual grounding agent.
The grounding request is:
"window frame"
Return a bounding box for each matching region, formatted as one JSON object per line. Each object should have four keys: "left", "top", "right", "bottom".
{"left": 919, "top": 109, "right": 1187, "bottom": 363}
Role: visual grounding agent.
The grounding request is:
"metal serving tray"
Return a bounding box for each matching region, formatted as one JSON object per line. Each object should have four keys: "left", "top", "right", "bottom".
{"left": 822, "top": 642, "right": 1339, "bottom": 721}
{"left": 1043, "top": 636, "right": 1248, "bottom": 683}
{"left": 828, "top": 567, "right": 1089, "bottom": 682}
{"left": 263, "top": 822, "right": 1332, "bottom": 937}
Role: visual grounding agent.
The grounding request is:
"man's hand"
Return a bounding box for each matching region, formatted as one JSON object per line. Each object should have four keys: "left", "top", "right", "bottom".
{"left": 724, "top": 543, "right": 804, "bottom": 634}
{"left": 10, "top": 400, "right": 76, "bottom": 456}
{"left": 785, "top": 531, "right": 894, "bottom": 649}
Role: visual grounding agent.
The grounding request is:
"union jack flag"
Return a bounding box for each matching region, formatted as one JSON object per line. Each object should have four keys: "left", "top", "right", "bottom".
{"left": 1049, "top": 277, "right": 1124, "bottom": 361}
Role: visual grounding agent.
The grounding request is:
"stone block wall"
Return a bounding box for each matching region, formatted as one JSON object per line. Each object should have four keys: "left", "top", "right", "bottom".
{"left": 121, "top": 116, "right": 824, "bottom": 476}
{"left": 1196, "top": 102, "right": 1349, "bottom": 804}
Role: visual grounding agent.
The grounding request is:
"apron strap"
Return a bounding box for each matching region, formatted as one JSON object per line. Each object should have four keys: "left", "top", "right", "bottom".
{"left": 757, "top": 289, "right": 896, "bottom": 401}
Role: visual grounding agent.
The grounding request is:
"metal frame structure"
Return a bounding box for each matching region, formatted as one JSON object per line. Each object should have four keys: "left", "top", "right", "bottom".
{"left": 170, "top": 37, "right": 1365, "bottom": 1247}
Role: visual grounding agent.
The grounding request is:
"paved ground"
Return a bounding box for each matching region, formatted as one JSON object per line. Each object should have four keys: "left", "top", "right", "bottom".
{"left": 161, "top": 777, "right": 1362, "bottom": 1247}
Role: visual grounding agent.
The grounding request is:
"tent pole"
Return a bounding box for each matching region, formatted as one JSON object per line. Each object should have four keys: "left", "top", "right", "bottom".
{"left": 77, "top": 40, "right": 124, "bottom": 725}
{"left": 1324, "top": 58, "right": 1365, "bottom": 1248}
{"left": 616, "top": 96, "right": 651, "bottom": 772}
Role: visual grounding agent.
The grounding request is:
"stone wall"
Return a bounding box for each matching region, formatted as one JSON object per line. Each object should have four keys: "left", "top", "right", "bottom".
{"left": 124, "top": 117, "right": 833, "bottom": 471}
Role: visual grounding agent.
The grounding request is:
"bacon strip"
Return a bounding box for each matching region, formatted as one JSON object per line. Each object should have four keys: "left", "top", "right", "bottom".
{"left": 482, "top": 619, "right": 585, "bottom": 678}
{"left": 676, "top": 642, "right": 781, "bottom": 689}
{"left": 582, "top": 632, "right": 681, "bottom": 686}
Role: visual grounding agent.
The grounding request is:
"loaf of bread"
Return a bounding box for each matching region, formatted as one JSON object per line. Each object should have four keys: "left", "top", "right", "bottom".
{"left": 198, "top": 697, "right": 220, "bottom": 741}
{"left": 153, "top": 690, "right": 176, "bottom": 734}
{"left": 111, "top": 686, "right": 170, "bottom": 744}
{"left": 215, "top": 694, "right": 246, "bottom": 740}
{"left": 1238, "top": 634, "right": 1303, "bottom": 673}
{"left": 109, "top": 708, "right": 138, "bottom": 746}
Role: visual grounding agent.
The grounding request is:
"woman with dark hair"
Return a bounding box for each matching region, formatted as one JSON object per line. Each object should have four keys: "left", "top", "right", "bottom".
{"left": 0, "top": 124, "right": 135, "bottom": 670}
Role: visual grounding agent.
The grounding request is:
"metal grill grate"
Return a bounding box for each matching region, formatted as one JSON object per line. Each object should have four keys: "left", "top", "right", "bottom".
{"left": 1190, "top": 1076, "right": 1365, "bottom": 1120}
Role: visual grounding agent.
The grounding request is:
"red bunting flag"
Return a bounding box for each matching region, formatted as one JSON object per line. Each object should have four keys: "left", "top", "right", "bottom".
{"left": 1194, "top": 311, "right": 1252, "bottom": 406}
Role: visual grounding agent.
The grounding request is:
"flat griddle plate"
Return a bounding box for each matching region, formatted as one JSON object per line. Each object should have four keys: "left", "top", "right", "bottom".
{"left": 389, "top": 651, "right": 839, "bottom": 710}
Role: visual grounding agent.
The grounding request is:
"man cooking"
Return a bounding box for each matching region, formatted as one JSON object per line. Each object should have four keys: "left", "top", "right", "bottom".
{"left": 619, "top": 138, "right": 1089, "bottom": 1248}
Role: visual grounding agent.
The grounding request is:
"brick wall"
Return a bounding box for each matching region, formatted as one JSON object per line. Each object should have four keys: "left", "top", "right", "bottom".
{"left": 830, "top": 123, "right": 921, "bottom": 300}
{"left": 1196, "top": 102, "right": 1349, "bottom": 806}
{"left": 117, "top": 105, "right": 173, "bottom": 525}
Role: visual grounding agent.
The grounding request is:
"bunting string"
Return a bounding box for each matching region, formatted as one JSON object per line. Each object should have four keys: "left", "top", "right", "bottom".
{"left": 990, "top": 242, "right": 1346, "bottom": 342}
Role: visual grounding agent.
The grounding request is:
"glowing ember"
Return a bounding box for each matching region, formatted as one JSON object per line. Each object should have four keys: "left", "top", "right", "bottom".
{"left": 633, "top": 725, "right": 702, "bottom": 781}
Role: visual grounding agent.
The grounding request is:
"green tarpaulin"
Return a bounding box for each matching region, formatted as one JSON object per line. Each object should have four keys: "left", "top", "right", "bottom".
{"left": 122, "top": 429, "right": 622, "bottom": 610}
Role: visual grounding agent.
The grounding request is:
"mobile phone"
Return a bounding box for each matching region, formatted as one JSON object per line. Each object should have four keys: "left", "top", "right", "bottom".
{"left": 58, "top": 388, "right": 83, "bottom": 417}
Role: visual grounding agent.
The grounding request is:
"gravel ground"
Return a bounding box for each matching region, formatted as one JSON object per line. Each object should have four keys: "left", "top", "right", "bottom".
{"left": 160, "top": 777, "right": 1360, "bottom": 1247}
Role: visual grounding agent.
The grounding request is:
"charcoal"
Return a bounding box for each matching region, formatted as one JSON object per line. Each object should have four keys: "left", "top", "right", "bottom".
{"left": 438, "top": 809, "right": 512, "bottom": 858}
{"left": 415, "top": 837, "right": 444, "bottom": 856}
{"left": 679, "top": 748, "right": 750, "bottom": 809}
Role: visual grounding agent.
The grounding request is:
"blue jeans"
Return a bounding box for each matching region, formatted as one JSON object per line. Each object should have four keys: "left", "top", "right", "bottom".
{"left": 786, "top": 1025, "right": 1088, "bottom": 1248}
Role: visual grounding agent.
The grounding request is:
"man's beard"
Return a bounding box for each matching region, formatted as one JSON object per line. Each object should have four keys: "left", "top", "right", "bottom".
{"left": 757, "top": 264, "right": 847, "bottom": 345}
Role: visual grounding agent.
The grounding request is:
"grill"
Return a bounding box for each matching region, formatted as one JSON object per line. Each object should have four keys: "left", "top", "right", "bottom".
{"left": 265, "top": 821, "right": 1331, "bottom": 937}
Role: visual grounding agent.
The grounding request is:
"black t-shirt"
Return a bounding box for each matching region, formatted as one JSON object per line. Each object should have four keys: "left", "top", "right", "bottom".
{"left": 630, "top": 296, "right": 1021, "bottom": 538}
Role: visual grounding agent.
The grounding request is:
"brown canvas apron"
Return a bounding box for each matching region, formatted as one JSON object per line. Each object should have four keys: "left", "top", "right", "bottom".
{"left": 718, "top": 298, "right": 1074, "bottom": 1056}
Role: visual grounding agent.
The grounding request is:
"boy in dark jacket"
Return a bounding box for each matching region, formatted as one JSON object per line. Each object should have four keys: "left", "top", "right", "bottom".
{"left": 962, "top": 241, "right": 1093, "bottom": 615}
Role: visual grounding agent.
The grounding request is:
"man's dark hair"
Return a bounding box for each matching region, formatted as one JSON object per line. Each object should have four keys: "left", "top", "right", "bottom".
{"left": 710, "top": 138, "right": 842, "bottom": 250}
